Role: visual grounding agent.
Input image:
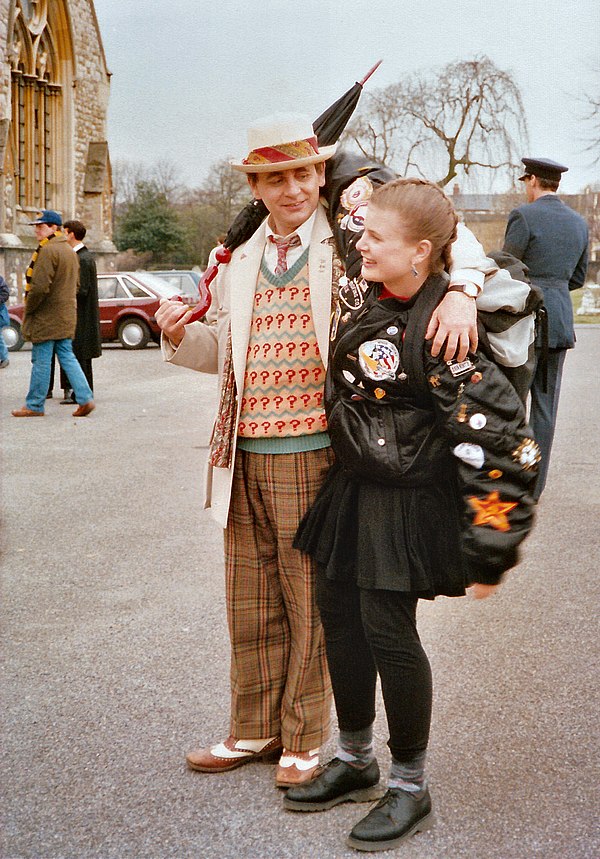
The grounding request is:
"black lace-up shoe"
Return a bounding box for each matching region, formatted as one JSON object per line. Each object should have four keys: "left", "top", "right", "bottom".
{"left": 283, "top": 757, "right": 382, "bottom": 812}
{"left": 346, "top": 787, "right": 434, "bottom": 851}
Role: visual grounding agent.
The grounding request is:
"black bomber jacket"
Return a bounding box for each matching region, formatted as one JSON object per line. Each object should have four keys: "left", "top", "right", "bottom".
{"left": 325, "top": 276, "right": 539, "bottom": 586}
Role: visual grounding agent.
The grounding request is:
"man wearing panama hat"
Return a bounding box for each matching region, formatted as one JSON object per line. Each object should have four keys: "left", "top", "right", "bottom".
{"left": 156, "top": 113, "right": 491, "bottom": 788}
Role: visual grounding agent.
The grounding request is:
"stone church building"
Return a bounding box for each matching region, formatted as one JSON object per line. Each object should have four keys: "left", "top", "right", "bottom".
{"left": 0, "top": 0, "right": 115, "bottom": 299}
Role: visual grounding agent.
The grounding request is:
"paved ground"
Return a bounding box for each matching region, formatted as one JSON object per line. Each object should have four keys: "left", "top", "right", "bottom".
{"left": 1, "top": 331, "right": 599, "bottom": 859}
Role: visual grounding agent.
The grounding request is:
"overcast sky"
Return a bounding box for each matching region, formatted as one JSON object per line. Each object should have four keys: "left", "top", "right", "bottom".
{"left": 93, "top": 0, "right": 599, "bottom": 194}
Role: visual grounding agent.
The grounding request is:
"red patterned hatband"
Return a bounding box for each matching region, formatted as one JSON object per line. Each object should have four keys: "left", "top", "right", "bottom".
{"left": 243, "top": 136, "right": 319, "bottom": 166}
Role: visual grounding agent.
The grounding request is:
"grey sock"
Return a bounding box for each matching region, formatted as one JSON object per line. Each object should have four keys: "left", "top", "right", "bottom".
{"left": 337, "top": 725, "right": 375, "bottom": 769}
{"left": 388, "top": 751, "right": 427, "bottom": 797}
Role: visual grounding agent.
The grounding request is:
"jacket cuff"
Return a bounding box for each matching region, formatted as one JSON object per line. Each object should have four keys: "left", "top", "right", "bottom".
{"left": 449, "top": 269, "right": 485, "bottom": 291}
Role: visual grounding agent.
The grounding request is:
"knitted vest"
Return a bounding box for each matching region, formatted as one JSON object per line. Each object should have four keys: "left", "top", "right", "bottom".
{"left": 238, "top": 251, "right": 326, "bottom": 439}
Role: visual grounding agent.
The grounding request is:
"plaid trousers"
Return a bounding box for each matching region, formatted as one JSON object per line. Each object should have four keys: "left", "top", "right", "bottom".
{"left": 225, "top": 446, "right": 334, "bottom": 752}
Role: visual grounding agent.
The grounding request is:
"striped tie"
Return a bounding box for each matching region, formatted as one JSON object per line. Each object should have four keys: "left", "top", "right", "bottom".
{"left": 269, "top": 234, "right": 301, "bottom": 276}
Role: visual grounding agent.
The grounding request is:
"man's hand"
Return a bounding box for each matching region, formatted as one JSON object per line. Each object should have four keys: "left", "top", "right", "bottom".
{"left": 155, "top": 298, "right": 192, "bottom": 347}
{"left": 467, "top": 583, "right": 499, "bottom": 600}
{"left": 425, "top": 292, "right": 478, "bottom": 362}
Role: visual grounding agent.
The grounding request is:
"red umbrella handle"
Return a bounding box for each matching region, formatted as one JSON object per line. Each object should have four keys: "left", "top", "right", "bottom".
{"left": 358, "top": 60, "right": 382, "bottom": 87}
{"left": 183, "top": 246, "right": 231, "bottom": 323}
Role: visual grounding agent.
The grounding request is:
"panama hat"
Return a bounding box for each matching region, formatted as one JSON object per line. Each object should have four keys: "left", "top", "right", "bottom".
{"left": 230, "top": 113, "right": 337, "bottom": 173}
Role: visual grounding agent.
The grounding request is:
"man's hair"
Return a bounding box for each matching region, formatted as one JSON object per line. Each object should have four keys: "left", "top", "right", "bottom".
{"left": 537, "top": 177, "right": 560, "bottom": 192}
{"left": 63, "top": 219, "right": 87, "bottom": 240}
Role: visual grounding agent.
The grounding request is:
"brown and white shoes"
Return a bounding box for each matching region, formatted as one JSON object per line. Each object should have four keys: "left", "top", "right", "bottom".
{"left": 186, "top": 736, "right": 283, "bottom": 773}
{"left": 185, "top": 736, "right": 320, "bottom": 787}
{"left": 275, "top": 748, "right": 320, "bottom": 788}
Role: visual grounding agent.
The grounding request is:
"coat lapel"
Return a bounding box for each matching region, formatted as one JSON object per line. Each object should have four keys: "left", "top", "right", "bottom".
{"left": 229, "top": 222, "right": 267, "bottom": 392}
{"left": 228, "top": 203, "right": 334, "bottom": 389}
{"left": 309, "top": 204, "right": 334, "bottom": 368}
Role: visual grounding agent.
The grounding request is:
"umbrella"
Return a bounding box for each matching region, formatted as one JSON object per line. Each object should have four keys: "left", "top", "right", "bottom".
{"left": 313, "top": 60, "right": 382, "bottom": 146}
{"left": 185, "top": 61, "right": 382, "bottom": 322}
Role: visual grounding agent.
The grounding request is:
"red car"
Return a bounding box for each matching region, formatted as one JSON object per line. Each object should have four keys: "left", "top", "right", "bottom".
{"left": 4, "top": 271, "right": 197, "bottom": 351}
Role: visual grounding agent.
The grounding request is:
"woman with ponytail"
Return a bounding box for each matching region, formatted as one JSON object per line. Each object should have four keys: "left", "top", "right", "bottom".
{"left": 283, "top": 179, "right": 539, "bottom": 852}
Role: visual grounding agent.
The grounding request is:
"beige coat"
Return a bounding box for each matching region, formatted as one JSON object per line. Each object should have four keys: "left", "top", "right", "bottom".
{"left": 22, "top": 234, "right": 79, "bottom": 343}
{"left": 163, "top": 205, "right": 335, "bottom": 528}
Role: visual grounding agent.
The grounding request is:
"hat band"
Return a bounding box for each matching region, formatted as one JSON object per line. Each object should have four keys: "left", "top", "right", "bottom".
{"left": 243, "top": 136, "right": 319, "bottom": 166}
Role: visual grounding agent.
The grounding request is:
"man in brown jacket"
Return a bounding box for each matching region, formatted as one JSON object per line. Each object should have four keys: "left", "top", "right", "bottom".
{"left": 11, "top": 210, "right": 95, "bottom": 417}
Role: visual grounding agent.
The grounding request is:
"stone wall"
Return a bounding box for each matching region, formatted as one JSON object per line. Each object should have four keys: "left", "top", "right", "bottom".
{"left": 0, "top": 0, "right": 116, "bottom": 300}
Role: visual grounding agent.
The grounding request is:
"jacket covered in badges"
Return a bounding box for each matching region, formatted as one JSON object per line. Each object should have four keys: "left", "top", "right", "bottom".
{"left": 325, "top": 275, "right": 538, "bottom": 586}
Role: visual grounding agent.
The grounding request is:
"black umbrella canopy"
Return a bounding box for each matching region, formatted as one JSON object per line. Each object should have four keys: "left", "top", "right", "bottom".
{"left": 186, "top": 62, "right": 382, "bottom": 322}
{"left": 313, "top": 61, "right": 382, "bottom": 146}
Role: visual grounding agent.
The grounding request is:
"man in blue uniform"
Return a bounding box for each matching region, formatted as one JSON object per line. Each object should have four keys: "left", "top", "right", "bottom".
{"left": 503, "top": 157, "right": 588, "bottom": 499}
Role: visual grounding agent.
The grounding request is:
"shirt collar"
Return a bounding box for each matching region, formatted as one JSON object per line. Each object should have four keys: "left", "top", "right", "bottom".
{"left": 72, "top": 242, "right": 84, "bottom": 252}
{"left": 265, "top": 209, "right": 317, "bottom": 249}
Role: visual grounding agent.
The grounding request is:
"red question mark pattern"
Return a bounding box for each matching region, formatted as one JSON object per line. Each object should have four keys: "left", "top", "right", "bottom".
{"left": 237, "top": 270, "right": 328, "bottom": 437}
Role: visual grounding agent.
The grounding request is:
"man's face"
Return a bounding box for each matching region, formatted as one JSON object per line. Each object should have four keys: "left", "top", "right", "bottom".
{"left": 34, "top": 223, "right": 56, "bottom": 241}
{"left": 248, "top": 163, "right": 325, "bottom": 236}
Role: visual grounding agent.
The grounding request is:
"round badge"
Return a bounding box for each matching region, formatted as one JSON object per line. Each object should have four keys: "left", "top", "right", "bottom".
{"left": 377, "top": 438, "right": 386, "bottom": 446}
{"left": 358, "top": 339, "right": 400, "bottom": 381}
{"left": 488, "top": 469, "right": 503, "bottom": 479}
{"left": 339, "top": 279, "right": 367, "bottom": 310}
{"left": 469, "top": 413, "right": 487, "bottom": 430}
{"left": 386, "top": 326, "right": 399, "bottom": 335}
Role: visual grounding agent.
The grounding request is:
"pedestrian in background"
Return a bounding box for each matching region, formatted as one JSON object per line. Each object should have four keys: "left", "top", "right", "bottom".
{"left": 0, "top": 274, "right": 11, "bottom": 369}
{"left": 58, "top": 219, "right": 102, "bottom": 402}
{"left": 11, "top": 210, "right": 95, "bottom": 418}
{"left": 503, "top": 157, "right": 589, "bottom": 498}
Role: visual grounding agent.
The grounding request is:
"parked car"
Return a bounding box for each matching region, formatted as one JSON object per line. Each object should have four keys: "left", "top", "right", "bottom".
{"left": 147, "top": 270, "right": 203, "bottom": 299}
{"left": 3, "top": 271, "right": 197, "bottom": 352}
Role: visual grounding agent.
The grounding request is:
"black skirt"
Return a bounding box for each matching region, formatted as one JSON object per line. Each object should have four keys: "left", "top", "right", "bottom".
{"left": 295, "top": 462, "right": 467, "bottom": 599}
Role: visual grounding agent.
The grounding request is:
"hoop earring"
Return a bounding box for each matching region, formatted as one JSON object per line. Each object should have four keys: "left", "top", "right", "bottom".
{"left": 411, "top": 265, "right": 419, "bottom": 278}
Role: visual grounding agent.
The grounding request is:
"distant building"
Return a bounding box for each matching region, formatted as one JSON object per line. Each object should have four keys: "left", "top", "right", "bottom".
{"left": 452, "top": 186, "right": 599, "bottom": 282}
{"left": 0, "top": 0, "right": 115, "bottom": 299}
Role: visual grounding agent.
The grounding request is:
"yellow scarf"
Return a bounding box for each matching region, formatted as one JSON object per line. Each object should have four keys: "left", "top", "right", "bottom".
{"left": 25, "top": 230, "right": 62, "bottom": 295}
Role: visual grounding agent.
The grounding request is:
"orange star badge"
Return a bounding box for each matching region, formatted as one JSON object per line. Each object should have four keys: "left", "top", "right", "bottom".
{"left": 467, "top": 491, "right": 518, "bottom": 532}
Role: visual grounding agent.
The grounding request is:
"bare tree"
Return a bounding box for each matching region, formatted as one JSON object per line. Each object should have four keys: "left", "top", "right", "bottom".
{"left": 112, "top": 158, "right": 183, "bottom": 209}
{"left": 346, "top": 56, "right": 529, "bottom": 189}
{"left": 177, "top": 159, "right": 249, "bottom": 265}
{"left": 112, "top": 160, "right": 151, "bottom": 209}
{"left": 581, "top": 82, "right": 600, "bottom": 165}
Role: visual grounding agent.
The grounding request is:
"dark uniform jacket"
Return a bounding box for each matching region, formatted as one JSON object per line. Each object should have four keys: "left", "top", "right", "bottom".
{"left": 74, "top": 246, "right": 102, "bottom": 359}
{"left": 503, "top": 195, "right": 588, "bottom": 349}
{"left": 325, "top": 275, "right": 538, "bottom": 587}
{"left": 22, "top": 233, "right": 79, "bottom": 343}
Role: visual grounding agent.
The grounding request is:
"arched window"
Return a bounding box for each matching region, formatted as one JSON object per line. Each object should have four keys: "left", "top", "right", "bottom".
{"left": 9, "top": 1, "right": 62, "bottom": 214}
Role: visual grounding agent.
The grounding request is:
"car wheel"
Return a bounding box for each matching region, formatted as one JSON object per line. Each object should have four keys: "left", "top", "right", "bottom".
{"left": 3, "top": 320, "right": 24, "bottom": 352}
{"left": 117, "top": 318, "right": 151, "bottom": 349}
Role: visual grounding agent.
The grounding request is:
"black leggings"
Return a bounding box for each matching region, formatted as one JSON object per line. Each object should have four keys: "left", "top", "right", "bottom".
{"left": 316, "top": 569, "right": 432, "bottom": 761}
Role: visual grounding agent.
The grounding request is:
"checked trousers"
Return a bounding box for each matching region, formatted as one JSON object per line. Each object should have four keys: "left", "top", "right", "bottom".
{"left": 225, "top": 446, "right": 334, "bottom": 753}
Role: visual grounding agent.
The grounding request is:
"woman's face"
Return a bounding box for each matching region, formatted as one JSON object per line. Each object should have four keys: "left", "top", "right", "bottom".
{"left": 356, "top": 204, "right": 430, "bottom": 295}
